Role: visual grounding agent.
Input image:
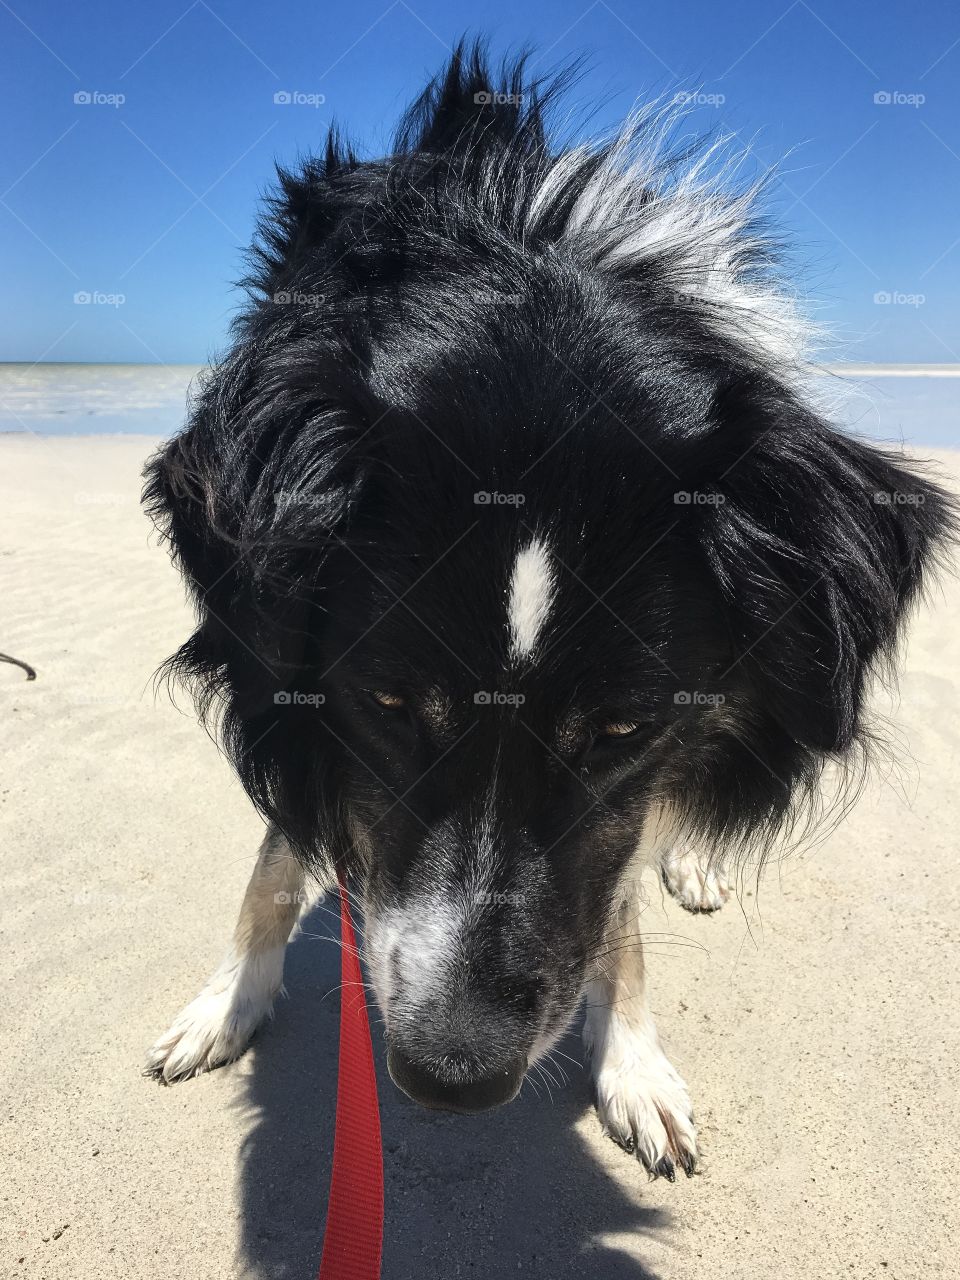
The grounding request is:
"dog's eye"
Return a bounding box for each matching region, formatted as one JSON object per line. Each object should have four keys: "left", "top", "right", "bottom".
{"left": 369, "top": 690, "right": 406, "bottom": 710}
{"left": 599, "top": 721, "right": 641, "bottom": 738}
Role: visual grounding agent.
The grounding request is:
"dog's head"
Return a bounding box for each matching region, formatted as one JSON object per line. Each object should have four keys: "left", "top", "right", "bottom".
{"left": 145, "top": 47, "right": 955, "bottom": 1112}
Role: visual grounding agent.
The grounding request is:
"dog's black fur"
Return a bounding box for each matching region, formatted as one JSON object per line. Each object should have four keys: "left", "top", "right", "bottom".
{"left": 145, "top": 43, "right": 956, "bottom": 1120}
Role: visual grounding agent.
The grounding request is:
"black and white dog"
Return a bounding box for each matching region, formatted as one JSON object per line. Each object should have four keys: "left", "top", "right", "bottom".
{"left": 144, "top": 45, "right": 954, "bottom": 1179}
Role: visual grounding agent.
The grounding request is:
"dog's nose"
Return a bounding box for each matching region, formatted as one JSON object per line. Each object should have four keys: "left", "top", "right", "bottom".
{"left": 387, "top": 1045, "right": 526, "bottom": 1113}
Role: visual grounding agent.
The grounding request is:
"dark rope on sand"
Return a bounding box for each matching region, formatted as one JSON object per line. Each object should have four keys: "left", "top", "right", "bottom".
{"left": 0, "top": 652, "right": 36, "bottom": 681}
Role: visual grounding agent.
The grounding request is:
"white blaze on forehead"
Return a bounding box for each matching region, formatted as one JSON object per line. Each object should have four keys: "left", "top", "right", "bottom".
{"left": 508, "top": 536, "right": 555, "bottom": 659}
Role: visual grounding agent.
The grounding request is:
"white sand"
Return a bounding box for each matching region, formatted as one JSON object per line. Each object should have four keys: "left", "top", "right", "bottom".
{"left": 2, "top": 435, "right": 959, "bottom": 1279}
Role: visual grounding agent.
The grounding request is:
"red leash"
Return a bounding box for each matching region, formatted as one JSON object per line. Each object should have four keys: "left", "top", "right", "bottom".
{"left": 317, "top": 878, "right": 384, "bottom": 1280}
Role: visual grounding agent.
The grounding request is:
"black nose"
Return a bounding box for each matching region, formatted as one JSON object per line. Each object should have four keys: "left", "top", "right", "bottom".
{"left": 387, "top": 1045, "right": 526, "bottom": 1113}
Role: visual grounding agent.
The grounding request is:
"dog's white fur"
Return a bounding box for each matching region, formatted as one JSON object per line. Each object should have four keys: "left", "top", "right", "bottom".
{"left": 147, "top": 817, "right": 719, "bottom": 1172}
{"left": 365, "top": 810, "right": 502, "bottom": 1045}
{"left": 584, "top": 878, "right": 698, "bottom": 1173}
{"left": 145, "top": 826, "right": 304, "bottom": 1082}
{"left": 508, "top": 535, "right": 555, "bottom": 659}
{"left": 660, "top": 841, "right": 732, "bottom": 912}
{"left": 525, "top": 103, "right": 818, "bottom": 381}
{"left": 368, "top": 890, "right": 461, "bottom": 1032}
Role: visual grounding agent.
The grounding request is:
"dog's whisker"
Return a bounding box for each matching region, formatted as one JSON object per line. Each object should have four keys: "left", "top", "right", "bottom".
{"left": 547, "top": 1047, "right": 582, "bottom": 1072}
{"left": 319, "top": 979, "right": 379, "bottom": 1005}
{"left": 538, "top": 1054, "right": 567, "bottom": 1091}
{"left": 531, "top": 1062, "right": 556, "bottom": 1104}
{"left": 593, "top": 938, "right": 710, "bottom": 960}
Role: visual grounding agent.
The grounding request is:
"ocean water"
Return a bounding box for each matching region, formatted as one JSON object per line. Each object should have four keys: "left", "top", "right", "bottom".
{"left": 0, "top": 364, "right": 202, "bottom": 438}
{"left": 0, "top": 362, "right": 956, "bottom": 448}
{"left": 821, "top": 364, "right": 959, "bottom": 450}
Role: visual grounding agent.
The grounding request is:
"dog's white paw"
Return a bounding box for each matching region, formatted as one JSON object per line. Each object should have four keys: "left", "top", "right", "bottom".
{"left": 144, "top": 946, "right": 285, "bottom": 1084}
{"left": 585, "top": 1009, "right": 698, "bottom": 1179}
{"left": 660, "top": 844, "right": 730, "bottom": 913}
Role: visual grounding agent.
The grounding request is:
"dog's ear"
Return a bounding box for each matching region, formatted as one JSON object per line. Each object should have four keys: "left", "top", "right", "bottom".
{"left": 143, "top": 350, "right": 376, "bottom": 863}
{"left": 143, "top": 348, "right": 373, "bottom": 730}
{"left": 144, "top": 352, "right": 369, "bottom": 696}
{"left": 695, "top": 384, "right": 956, "bottom": 752}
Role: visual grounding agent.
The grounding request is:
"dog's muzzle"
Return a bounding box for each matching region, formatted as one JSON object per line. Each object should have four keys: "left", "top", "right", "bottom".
{"left": 387, "top": 1044, "right": 526, "bottom": 1113}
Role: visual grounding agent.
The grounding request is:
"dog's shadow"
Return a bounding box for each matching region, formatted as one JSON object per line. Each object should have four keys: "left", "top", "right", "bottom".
{"left": 236, "top": 900, "right": 673, "bottom": 1279}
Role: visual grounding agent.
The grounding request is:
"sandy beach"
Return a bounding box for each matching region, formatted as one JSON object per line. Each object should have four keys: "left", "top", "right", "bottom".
{"left": 2, "top": 432, "right": 959, "bottom": 1280}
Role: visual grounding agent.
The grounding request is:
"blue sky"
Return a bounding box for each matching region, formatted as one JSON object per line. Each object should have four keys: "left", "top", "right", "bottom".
{"left": 2, "top": 0, "right": 959, "bottom": 365}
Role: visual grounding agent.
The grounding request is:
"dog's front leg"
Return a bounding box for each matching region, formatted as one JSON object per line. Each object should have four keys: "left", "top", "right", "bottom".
{"left": 145, "top": 824, "right": 304, "bottom": 1083}
{"left": 583, "top": 882, "right": 698, "bottom": 1179}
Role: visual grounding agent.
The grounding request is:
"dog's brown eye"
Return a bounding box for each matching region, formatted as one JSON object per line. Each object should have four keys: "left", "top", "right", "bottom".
{"left": 600, "top": 721, "right": 640, "bottom": 738}
{"left": 370, "top": 690, "right": 406, "bottom": 710}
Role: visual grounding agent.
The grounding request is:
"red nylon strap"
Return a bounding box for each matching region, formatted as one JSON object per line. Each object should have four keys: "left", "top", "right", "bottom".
{"left": 317, "top": 878, "right": 384, "bottom": 1280}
